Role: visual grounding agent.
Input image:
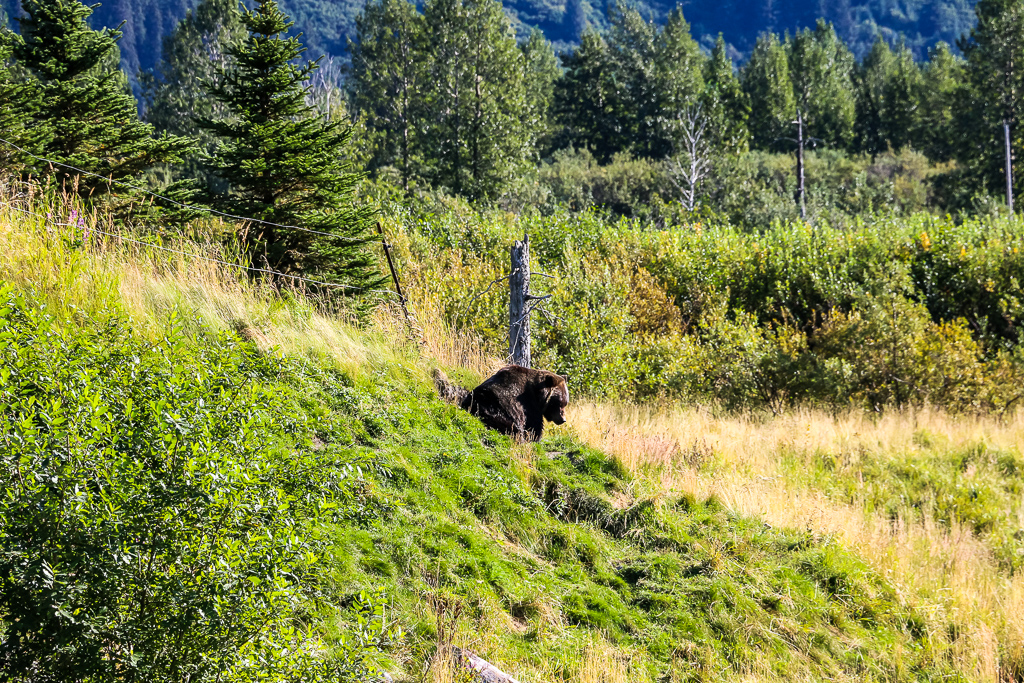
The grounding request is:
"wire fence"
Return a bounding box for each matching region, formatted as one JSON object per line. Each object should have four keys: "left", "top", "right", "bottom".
{"left": 0, "top": 136, "right": 370, "bottom": 243}
{"left": 2, "top": 201, "right": 399, "bottom": 297}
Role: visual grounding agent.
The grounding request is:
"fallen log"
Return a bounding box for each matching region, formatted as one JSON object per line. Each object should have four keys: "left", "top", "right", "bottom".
{"left": 453, "top": 646, "right": 523, "bottom": 683}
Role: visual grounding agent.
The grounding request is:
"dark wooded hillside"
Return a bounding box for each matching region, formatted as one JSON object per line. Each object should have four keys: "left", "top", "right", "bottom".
{"left": 0, "top": 0, "right": 978, "bottom": 78}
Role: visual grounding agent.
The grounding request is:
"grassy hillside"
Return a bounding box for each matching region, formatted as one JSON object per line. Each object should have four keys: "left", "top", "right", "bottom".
{"left": 3, "top": 194, "right": 1024, "bottom": 681}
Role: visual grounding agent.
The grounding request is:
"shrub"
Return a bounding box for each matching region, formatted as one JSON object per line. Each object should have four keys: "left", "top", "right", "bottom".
{"left": 0, "top": 287, "right": 390, "bottom": 682}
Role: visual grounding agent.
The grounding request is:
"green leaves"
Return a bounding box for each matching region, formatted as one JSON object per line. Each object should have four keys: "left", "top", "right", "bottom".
{"left": 0, "top": 289, "right": 384, "bottom": 682}
{"left": 14, "top": 0, "right": 194, "bottom": 198}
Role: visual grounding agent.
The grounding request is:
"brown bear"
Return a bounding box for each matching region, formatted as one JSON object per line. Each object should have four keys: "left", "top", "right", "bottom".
{"left": 432, "top": 365, "right": 569, "bottom": 442}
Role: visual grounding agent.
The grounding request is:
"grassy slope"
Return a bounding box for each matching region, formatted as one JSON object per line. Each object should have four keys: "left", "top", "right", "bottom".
{"left": 0, "top": 201, "right": 1008, "bottom": 682}
{"left": 325, "top": 374, "right": 952, "bottom": 681}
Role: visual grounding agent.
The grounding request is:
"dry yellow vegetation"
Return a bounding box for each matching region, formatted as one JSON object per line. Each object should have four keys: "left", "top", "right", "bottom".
{"left": 565, "top": 403, "right": 1024, "bottom": 681}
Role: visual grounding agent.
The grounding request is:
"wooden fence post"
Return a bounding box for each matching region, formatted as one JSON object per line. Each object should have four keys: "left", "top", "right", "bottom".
{"left": 509, "top": 233, "right": 531, "bottom": 367}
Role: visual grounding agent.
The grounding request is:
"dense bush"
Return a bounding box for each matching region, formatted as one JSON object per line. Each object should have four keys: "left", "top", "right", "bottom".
{"left": 395, "top": 201, "right": 1024, "bottom": 411}
{"left": 0, "top": 286, "right": 392, "bottom": 682}
{"left": 502, "top": 147, "right": 956, "bottom": 231}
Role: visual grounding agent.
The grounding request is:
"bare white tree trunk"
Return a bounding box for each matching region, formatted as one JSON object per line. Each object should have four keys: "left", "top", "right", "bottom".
{"left": 666, "top": 104, "right": 712, "bottom": 211}
{"left": 509, "top": 234, "right": 531, "bottom": 367}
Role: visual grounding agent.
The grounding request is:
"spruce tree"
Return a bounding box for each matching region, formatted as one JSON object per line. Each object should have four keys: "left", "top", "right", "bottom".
{"left": 0, "top": 29, "right": 47, "bottom": 172}
{"left": 200, "top": 0, "right": 382, "bottom": 294}
{"left": 14, "top": 0, "right": 192, "bottom": 196}
{"left": 742, "top": 32, "right": 796, "bottom": 151}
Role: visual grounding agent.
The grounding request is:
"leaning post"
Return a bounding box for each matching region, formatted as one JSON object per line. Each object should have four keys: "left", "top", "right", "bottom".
{"left": 509, "top": 233, "right": 531, "bottom": 368}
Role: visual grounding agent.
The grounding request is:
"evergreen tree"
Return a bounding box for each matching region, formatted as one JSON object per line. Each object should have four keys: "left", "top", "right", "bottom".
{"left": 958, "top": 0, "right": 1024, "bottom": 199}
{"left": 553, "top": 30, "right": 628, "bottom": 162}
{"left": 143, "top": 0, "right": 244, "bottom": 140}
{"left": 200, "top": 0, "right": 382, "bottom": 294}
{"left": 787, "top": 20, "right": 856, "bottom": 149}
{"left": 422, "top": 0, "right": 532, "bottom": 199}
{"left": 521, "top": 28, "right": 560, "bottom": 157}
{"left": 918, "top": 42, "right": 964, "bottom": 160}
{"left": 349, "top": 0, "right": 426, "bottom": 191}
{"left": 654, "top": 7, "right": 706, "bottom": 158}
{"left": 14, "top": 0, "right": 192, "bottom": 196}
{"left": 704, "top": 34, "right": 749, "bottom": 155}
{"left": 743, "top": 32, "right": 796, "bottom": 151}
{"left": 0, "top": 28, "right": 46, "bottom": 172}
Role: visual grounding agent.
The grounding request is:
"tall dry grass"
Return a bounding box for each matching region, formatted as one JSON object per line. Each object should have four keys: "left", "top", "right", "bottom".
{"left": 564, "top": 403, "right": 1024, "bottom": 682}
{"left": 0, "top": 189, "right": 432, "bottom": 384}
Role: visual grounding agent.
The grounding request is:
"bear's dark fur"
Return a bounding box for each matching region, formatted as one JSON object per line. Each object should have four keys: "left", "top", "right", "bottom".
{"left": 432, "top": 365, "right": 569, "bottom": 442}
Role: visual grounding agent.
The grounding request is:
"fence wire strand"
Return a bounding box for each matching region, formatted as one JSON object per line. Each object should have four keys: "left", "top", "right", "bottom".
{"left": 2, "top": 202, "right": 398, "bottom": 296}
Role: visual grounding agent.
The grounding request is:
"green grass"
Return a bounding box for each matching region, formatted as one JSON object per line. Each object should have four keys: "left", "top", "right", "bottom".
{"left": 270, "top": 343, "right": 966, "bottom": 681}
{"left": 0, "top": 198, "right": 998, "bottom": 681}
{"left": 0, "top": 282, "right": 967, "bottom": 681}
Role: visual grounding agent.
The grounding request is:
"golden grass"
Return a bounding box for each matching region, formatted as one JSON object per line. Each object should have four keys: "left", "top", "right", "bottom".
{"left": 564, "top": 403, "right": 1024, "bottom": 682}
{"left": 0, "top": 192, "right": 434, "bottom": 386}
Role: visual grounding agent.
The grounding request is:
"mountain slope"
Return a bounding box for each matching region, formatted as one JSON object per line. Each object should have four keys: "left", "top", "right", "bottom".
{"left": 1, "top": 0, "right": 978, "bottom": 83}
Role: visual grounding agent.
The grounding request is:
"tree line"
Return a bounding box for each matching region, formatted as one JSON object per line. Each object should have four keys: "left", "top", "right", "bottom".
{"left": 338, "top": 0, "right": 1024, "bottom": 207}
{"left": 4, "top": 0, "right": 1024, "bottom": 235}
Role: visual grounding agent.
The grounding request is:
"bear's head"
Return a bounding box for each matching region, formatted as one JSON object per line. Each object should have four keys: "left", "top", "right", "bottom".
{"left": 543, "top": 373, "right": 569, "bottom": 425}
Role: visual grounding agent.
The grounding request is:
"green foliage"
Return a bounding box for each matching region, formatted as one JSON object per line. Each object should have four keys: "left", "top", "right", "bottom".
{"left": 142, "top": 0, "right": 245, "bottom": 187}
{"left": 918, "top": 42, "right": 966, "bottom": 162}
{"left": 349, "top": 0, "right": 543, "bottom": 199}
{"left": 0, "top": 286, "right": 392, "bottom": 681}
{"left": 0, "top": 29, "right": 46, "bottom": 171}
{"left": 521, "top": 28, "right": 560, "bottom": 156}
{"left": 552, "top": 30, "right": 626, "bottom": 162}
{"left": 348, "top": 0, "right": 427, "bottom": 191}
{"left": 703, "top": 35, "right": 750, "bottom": 155}
{"left": 742, "top": 33, "right": 796, "bottom": 151}
{"left": 787, "top": 21, "right": 857, "bottom": 149}
{"left": 421, "top": 0, "right": 536, "bottom": 199}
{"left": 200, "top": 0, "right": 382, "bottom": 293}
{"left": 14, "top": 0, "right": 192, "bottom": 197}
{"left": 957, "top": 0, "right": 1024, "bottom": 202}
{"left": 397, "top": 199, "right": 1024, "bottom": 410}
